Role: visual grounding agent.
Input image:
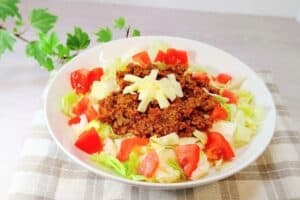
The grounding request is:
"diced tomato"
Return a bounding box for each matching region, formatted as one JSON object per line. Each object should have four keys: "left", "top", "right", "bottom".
{"left": 70, "top": 67, "right": 104, "bottom": 94}
{"left": 211, "top": 104, "right": 228, "bottom": 121}
{"left": 70, "top": 69, "right": 90, "bottom": 94}
{"left": 138, "top": 150, "right": 159, "bottom": 177}
{"left": 88, "top": 67, "right": 103, "bottom": 83}
{"left": 154, "top": 50, "right": 167, "bottom": 63}
{"left": 75, "top": 128, "right": 103, "bottom": 154}
{"left": 72, "top": 96, "right": 99, "bottom": 122}
{"left": 132, "top": 51, "right": 151, "bottom": 66}
{"left": 192, "top": 72, "right": 210, "bottom": 84}
{"left": 216, "top": 73, "right": 232, "bottom": 84}
{"left": 68, "top": 116, "right": 81, "bottom": 126}
{"left": 164, "top": 48, "right": 177, "bottom": 65}
{"left": 174, "top": 144, "right": 200, "bottom": 177}
{"left": 117, "top": 137, "right": 149, "bottom": 161}
{"left": 222, "top": 89, "right": 237, "bottom": 104}
{"left": 205, "top": 132, "right": 234, "bottom": 161}
{"left": 165, "top": 48, "right": 188, "bottom": 65}
{"left": 175, "top": 49, "right": 188, "bottom": 65}
{"left": 72, "top": 96, "right": 89, "bottom": 116}
{"left": 85, "top": 106, "right": 99, "bottom": 122}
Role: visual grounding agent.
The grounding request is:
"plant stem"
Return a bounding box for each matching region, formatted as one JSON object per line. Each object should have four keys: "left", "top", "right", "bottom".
{"left": 126, "top": 25, "right": 131, "bottom": 38}
{"left": 0, "top": 24, "right": 30, "bottom": 43}
{"left": 14, "top": 33, "right": 30, "bottom": 43}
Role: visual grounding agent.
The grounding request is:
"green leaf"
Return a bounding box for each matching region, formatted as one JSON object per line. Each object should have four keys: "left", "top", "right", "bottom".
{"left": 0, "top": 29, "right": 16, "bottom": 57}
{"left": 114, "top": 17, "right": 125, "bottom": 29}
{"left": 15, "top": 18, "right": 23, "bottom": 26}
{"left": 38, "top": 32, "right": 60, "bottom": 54}
{"left": 95, "top": 27, "right": 112, "bottom": 42}
{"left": 66, "top": 27, "right": 90, "bottom": 50}
{"left": 0, "top": 0, "right": 20, "bottom": 21}
{"left": 56, "top": 44, "right": 70, "bottom": 59}
{"left": 132, "top": 29, "right": 141, "bottom": 37}
{"left": 26, "top": 41, "right": 54, "bottom": 70}
{"left": 29, "top": 9, "right": 58, "bottom": 33}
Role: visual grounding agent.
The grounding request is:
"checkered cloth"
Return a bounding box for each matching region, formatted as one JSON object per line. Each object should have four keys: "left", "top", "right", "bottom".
{"left": 8, "top": 71, "right": 300, "bottom": 200}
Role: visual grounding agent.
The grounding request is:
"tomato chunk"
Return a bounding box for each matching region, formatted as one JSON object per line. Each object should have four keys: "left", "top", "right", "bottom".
{"left": 165, "top": 48, "right": 188, "bottom": 65}
{"left": 211, "top": 104, "right": 228, "bottom": 121}
{"left": 72, "top": 97, "right": 99, "bottom": 121}
{"left": 138, "top": 150, "right": 159, "bottom": 177}
{"left": 205, "top": 132, "right": 234, "bottom": 161}
{"left": 117, "top": 137, "right": 149, "bottom": 161}
{"left": 174, "top": 144, "right": 200, "bottom": 177}
{"left": 71, "top": 69, "right": 90, "bottom": 94}
{"left": 216, "top": 73, "right": 232, "bottom": 84}
{"left": 85, "top": 106, "right": 99, "bottom": 122}
{"left": 222, "top": 89, "right": 237, "bottom": 104}
{"left": 192, "top": 72, "right": 210, "bottom": 84}
{"left": 88, "top": 67, "right": 103, "bottom": 83}
{"left": 132, "top": 51, "right": 151, "bottom": 66}
{"left": 71, "top": 67, "right": 104, "bottom": 94}
{"left": 72, "top": 96, "right": 89, "bottom": 116}
{"left": 154, "top": 50, "right": 167, "bottom": 63}
{"left": 68, "top": 116, "right": 81, "bottom": 126}
{"left": 75, "top": 128, "right": 102, "bottom": 154}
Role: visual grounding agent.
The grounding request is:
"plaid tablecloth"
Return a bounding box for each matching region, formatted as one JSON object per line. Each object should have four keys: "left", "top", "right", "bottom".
{"left": 8, "top": 71, "right": 300, "bottom": 200}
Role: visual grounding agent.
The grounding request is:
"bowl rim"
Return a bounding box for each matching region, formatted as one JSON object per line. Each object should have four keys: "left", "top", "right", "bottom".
{"left": 44, "top": 35, "right": 276, "bottom": 189}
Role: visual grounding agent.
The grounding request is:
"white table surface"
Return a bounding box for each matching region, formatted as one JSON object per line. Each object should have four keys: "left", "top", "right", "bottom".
{"left": 1, "top": 0, "right": 300, "bottom": 198}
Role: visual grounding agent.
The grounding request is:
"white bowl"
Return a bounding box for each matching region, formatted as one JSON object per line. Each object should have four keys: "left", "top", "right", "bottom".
{"left": 45, "top": 36, "right": 276, "bottom": 189}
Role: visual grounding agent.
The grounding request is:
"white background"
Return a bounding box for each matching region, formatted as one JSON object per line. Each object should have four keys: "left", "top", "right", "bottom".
{"left": 69, "top": 0, "right": 300, "bottom": 18}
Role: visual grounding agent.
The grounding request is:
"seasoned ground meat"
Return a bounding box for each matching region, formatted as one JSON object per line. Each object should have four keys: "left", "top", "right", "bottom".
{"left": 98, "top": 63, "right": 218, "bottom": 137}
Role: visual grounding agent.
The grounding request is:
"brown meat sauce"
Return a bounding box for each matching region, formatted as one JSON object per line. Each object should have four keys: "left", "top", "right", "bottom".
{"left": 98, "top": 63, "right": 219, "bottom": 137}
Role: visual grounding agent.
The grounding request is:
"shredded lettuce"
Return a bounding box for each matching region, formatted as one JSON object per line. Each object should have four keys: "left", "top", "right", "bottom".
{"left": 202, "top": 88, "right": 229, "bottom": 103}
{"left": 186, "top": 64, "right": 207, "bottom": 74}
{"left": 154, "top": 149, "right": 181, "bottom": 182}
{"left": 214, "top": 159, "right": 223, "bottom": 171}
{"left": 155, "top": 164, "right": 181, "bottom": 183}
{"left": 91, "top": 152, "right": 142, "bottom": 179}
{"left": 237, "top": 90, "right": 253, "bottom": 104}
{"left": 103, "top": 138, "right": 118, "bottom": 157}
{"left": 190, "top": 151, "right": 210, "bottom": 180}
{"left": 167, "top": 159, "right": 186, "bottom": 179}
{"left": 193, "top": 130, "right": 208, "bottom": 146}
{"left": 91, "top": 153, "right": 127, "bottom": 177}
{"left": 124, "top": 152, "right": 140, "bottom": 177}
{"left": 130, "top": 174, "right": 149, "bottom": 181}
{"left": 229, "top": 89, "right": 265, "bottom": 146}
{"left": 150, "top": 133, "right": 179, "bottom": 148}
{"left": 98, "top": 123, "right": 114, "bottom": 139}
{"left": 236, "top": 95, "right": 265, "bottom": 131}
{"left": 233, "top": 124, "right": 253, "bottom": 147}
{"left": 61, "top": 91, "right": 81, "bottom": 117}
{"left": 85, "top": 120, "right": 101, "bottom": 131}
{"left": 210, "top": 121, "right": 236, "bottom": 143}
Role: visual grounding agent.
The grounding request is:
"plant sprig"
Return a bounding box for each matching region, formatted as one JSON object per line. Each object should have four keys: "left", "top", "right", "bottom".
{"left": 0, "top": 0, "right": 141, "bottom": 71}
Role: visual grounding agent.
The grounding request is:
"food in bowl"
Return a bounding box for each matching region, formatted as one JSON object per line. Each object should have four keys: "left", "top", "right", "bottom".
{"left": 60, "top": 43, "right": 264, "bottom": 183}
